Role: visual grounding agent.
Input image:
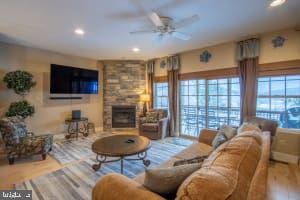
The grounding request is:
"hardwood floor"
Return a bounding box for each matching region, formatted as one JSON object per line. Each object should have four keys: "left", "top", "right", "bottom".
{"left": 0, "top": 140, "right": 299, "bottom": 200}
{"left": 0, "top": 149, "right": 61, "bottom": 189}
{"left": 267, "top": 161, "right": 300, "bottom": 200}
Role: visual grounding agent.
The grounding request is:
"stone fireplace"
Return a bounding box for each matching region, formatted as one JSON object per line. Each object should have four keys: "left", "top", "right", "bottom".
{"left": 112, "top": 106, "right": 136, "bottom": 128}
{"left": 102, "top": 61, "right": 146, "bottom": 130}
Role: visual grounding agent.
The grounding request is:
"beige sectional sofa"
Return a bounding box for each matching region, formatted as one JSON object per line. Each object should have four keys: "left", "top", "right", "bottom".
{"left": 92, "top": 119, "right": 275, "bottom": 200}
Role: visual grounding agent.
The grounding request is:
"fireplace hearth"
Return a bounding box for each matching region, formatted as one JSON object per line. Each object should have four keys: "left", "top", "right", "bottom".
{"left": 112, "top": 106, "right": 136, "bottom": 128}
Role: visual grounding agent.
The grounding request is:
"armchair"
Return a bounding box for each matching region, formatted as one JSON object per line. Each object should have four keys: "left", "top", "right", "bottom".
{"left": 138, "top": 109, "right": 168, "bottom": 140}
{"left": 0, "top": 116, "right": 53, "bottom": 165}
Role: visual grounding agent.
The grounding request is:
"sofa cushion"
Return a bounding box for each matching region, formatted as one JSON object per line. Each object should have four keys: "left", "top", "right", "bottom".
{"left": 238, "top": 122, "right": 261, "bottom": 134}
{"left": 144, "top": 163, "right": 202, "bottom": 196}
{"left": 176, "top": 132, "right": 262, "bottom": 200}
{"left": 145, "top": 112, "right": 159, "bottom": 123}
{"left": 134, "top": 157, "right": 180, "bottom": 184}
{"left": 150, "top": 109, "right": 167, "bottom": 120}
{"left": 174, "top": 142, "right": 212, "bottom": 160}
{"left": 142, "top": 123, "right": 158, "bottom": 132}
{"left": 134, "top": 142, "right": 212, "bottom": 185}
{"left": 238, "top": 130, "right": 262, "bottom": 146}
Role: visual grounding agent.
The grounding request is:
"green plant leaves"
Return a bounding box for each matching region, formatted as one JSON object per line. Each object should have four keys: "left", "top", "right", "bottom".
{"left": 3, "top": 70, "right": 36, "bottom": 119}
{"left": 3, "top": 70, "right": 36, "bottom": 96}
{"left": 5, "top": 100, "right": 35, "bottom": 118}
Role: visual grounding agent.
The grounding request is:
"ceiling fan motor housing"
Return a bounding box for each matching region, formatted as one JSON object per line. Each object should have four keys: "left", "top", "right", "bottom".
{"left": 158, "top": 16, "right": 174, "bottom": 33}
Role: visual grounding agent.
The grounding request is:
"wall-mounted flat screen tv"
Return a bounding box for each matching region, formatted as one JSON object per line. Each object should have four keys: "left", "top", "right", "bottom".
{"left": 50, "top": 64, "right": 98, "bottom": 94}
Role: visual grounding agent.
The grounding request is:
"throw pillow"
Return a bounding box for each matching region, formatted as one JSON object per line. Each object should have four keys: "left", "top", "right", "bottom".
{"left": 212, "top": 132, "right": 227, "bottom": 150}
{"left": 211, "top": 125, "right": 237, "bottom": 150}
{"left": 145, "top": 112, "right": 158, "bottom": 123}
{"left": 143, "top": 163, "right": 202, "bottom": 196}
{"left": 238, "top": 123, "right": 262, "bottom": 134}
{"left": 218, "top": 124, "right": 237, "bottom": 139}
{"left": 173, "top": 155, "right": 208, "bottom": 166}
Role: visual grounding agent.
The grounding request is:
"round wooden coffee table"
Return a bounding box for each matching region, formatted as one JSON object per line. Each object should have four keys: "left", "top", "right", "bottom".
{"left": 91, "top": 134, "right": 151, "bottom": 174}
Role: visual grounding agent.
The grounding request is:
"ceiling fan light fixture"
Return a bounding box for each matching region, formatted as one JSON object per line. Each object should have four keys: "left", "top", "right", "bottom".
{"left": 74, "top": 28, "right": 85, "bottom": 35}
{"left": 270, "top": 0, "right": 286, "bottom": 7}
{"left": 132, "top": 47, "right": 140, "bottom": 52}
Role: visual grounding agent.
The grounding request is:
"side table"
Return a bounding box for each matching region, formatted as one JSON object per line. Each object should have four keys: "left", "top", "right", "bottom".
{"left": 65, "top": 117, "right": 89, "bottom": 139}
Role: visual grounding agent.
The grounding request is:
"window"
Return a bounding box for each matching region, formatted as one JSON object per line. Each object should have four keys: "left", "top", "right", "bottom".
{"left": 256, "top": 75, "right": 300, "bottom": 129}
{"left": 153, "top": 82, "right": 168, "bottom": 109}
{"left": 207, "top": 78, "right": 240, "bottom": 129}
{"left": 180, "top": 78, "right": 240, "bottom": 137}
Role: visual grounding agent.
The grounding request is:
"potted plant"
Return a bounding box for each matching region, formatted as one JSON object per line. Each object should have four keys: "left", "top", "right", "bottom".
{"left": 5, "top": 100, "right": 35, "bottom": 118}
{"left": 3, "top": 70, "right": 36, "bottom": 119}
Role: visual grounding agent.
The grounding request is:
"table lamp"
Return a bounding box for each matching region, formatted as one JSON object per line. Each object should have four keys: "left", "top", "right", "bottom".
{"left": 140, "top": 93, "right": 150, "bottom": 116}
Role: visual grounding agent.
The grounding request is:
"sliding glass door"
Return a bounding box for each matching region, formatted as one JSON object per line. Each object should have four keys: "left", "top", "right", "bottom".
{"left": 180, "top": 78, "right": 240, "bottom": 137}
{"left": 256, "top": 75, "right": 300, "bottom": 129}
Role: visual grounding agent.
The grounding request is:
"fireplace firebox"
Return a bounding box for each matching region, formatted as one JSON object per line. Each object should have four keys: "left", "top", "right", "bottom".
{"left": 112, "top": 106, "right": 136, "bottom": 128}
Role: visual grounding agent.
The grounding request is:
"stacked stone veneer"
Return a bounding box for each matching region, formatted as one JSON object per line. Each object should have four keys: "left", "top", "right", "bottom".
{"left": 102, "top": 61, "right": 146, "bottom": 130}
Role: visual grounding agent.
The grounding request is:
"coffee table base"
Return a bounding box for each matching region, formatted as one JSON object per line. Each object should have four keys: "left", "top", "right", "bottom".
{"left": 92, "top": 152, "right": 151, "bottom": 174}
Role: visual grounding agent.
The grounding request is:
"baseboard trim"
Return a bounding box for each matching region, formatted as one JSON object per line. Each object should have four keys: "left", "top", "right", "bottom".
{"left": 271, "top": 151, "right": 300, "bottom": 164}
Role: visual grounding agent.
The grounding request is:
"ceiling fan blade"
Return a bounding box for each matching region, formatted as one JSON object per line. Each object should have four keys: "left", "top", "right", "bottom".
{"left": 148, "top": 12, "right": 164, "bottom": 27}
{"left": 130, "top": 30, "right": 157, "bottom": 34}
{"left": 171, "top": 31, "right": 191, "bottom": 41}
{"left": 173, "top": 15, "right": 200, "bottom": 29}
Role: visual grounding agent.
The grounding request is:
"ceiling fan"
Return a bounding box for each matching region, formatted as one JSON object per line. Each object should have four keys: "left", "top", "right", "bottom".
{"left": 130, "top": 12, "right": 199, "bottom": 41}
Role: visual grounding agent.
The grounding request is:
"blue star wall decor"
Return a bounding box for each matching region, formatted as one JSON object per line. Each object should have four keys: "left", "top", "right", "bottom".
{"left": 200, "top": 50, "right": 212, "bottom": 63}
{"left": 272, "top": 36, "right": 286, "bottom": 48}
{"left": 160, "top": 60, "right": 166, "bottom": 69}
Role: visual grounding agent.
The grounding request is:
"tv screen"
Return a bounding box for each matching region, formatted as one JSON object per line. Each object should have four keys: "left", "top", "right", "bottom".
{"left": 50, "top": 64, "right": 98, "bottom": 94}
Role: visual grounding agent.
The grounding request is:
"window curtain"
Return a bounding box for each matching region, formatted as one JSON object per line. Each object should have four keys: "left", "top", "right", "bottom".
{"left": 167, "top": 55, "right": 180, "bottom": 137}
{"left": 147, "top": 60, "right": 155, "bottom": 109}
{"left": 236, "top": 38, "right": 260, "bottom": 122}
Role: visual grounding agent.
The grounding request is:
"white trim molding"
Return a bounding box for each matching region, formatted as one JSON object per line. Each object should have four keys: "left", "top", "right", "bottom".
{"left": 271, "top": 151, "right": 300, "bottom": 164}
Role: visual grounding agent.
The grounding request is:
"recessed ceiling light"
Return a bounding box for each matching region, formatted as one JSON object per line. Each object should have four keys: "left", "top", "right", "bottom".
{"left": 74, "top": 28, "right": 85, "bottom": 35}
{"left": 270, "top": 0, "right": 286, "bottom": 7}
{"left": 132, "top": 47, "right": 140, "bottom": 52}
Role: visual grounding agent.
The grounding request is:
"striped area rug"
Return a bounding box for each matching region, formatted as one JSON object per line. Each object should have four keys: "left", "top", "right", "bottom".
{"left": 16, "top": 137, "right": 192, "bottom": 200}
{"left": 49, "top": 134, "right": 109, "bottom": 165}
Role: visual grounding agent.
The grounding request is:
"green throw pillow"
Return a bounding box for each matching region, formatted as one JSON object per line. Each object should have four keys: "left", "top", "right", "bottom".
{"left": 143, "top": 163, "right": 202, "bottom": 196}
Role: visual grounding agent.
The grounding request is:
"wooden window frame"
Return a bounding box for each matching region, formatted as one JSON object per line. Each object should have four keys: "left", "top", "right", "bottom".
{"left": 153, "top": 82, "right": 168, "bottom": 109}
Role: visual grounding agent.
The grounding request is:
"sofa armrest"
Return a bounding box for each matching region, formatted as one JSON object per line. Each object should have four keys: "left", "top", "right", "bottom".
{"left": 198, "top": 129, "right": 218, "bottom": 146}
{"left": 138, "top": 117, "right": 147, "bottom": 133}
{"left": 247, "top": 131, "right": 271, "bottom": 200}
{"left": 92, "top": 173, "right": 165, "bottom": 200}
{"left": 139, "top": 117, "right": 147, "bottom": 123}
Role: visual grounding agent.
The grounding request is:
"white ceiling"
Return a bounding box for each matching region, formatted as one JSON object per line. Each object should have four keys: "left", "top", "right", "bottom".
{"left": 0, "top": 0, "right": 299, "bottom": 60}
